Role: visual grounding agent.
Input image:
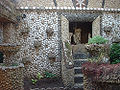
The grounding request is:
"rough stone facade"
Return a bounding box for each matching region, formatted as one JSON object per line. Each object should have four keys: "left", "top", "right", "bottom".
{"left": 0, "top": 0, "right": 120, "bottom": 89}
{"left": 61, "top": 15, "right": 74, "bottom": 86}
{"left": 0, "top": 64, "right": 24, "bottom": 90}
{"left": 56, "top": 0, "right": 73, "bottom": 7}
{"left": 17, "top": 10, "right": 61, "bottom": 77}
{"left": 101, "top": 13, "right": 120, "bottom": 43}
{"left": 15, "top": 8, "right": 120, "bottom": 83}
{"left": 17, "top": 0, "right": 55, "bottom": 7}
{"left": 0, "top": 0, "right": 17, "bottom": 22}
{"left": 92, "top": 16, "right": 101, "bottom": 36}
{"left": 87, "top": 0, "right": 103, "bottom": 8}
{"left": 104, "top": 0, "right": 120, "bottom": 9}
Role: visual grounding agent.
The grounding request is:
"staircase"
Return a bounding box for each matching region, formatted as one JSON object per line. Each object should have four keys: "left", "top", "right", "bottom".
{"left": 72, "top": 44, "right": 89, "bottom": 89}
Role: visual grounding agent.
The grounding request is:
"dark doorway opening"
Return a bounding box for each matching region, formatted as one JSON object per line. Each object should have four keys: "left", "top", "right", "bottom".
{"left": 0, "top": 52, "right": 4, "bottom": 63}
{"left": 69, "top": 22, "right": 92, "bottom": 44}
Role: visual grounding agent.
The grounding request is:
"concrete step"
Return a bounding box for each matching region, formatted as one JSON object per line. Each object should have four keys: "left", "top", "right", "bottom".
{"left": 74, "top": 59, "right": 88, "bottom": 67}
{"left": 73, "top": 53, "right": 89, "bottom": 59}
{"left": 74, "top": 83, "right": 83, "bottom": 90}
{"left": 74, "top": 67, "right": 82, "bottom": 74}
{"left": 74, "top": 74, "right": 83, "bottom": 83}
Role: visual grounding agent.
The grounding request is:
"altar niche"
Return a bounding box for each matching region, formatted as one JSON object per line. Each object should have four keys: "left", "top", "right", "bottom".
{"left": 69, "top": 22, "right": 92, "bottom": 45}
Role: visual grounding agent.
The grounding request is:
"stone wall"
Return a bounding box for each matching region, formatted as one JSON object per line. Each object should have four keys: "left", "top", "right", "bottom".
{"left": 61, "top": 15, "right": 74, "bottom": 86}
{"left": 3, "top": 23, "right": 17, "bottom": 44}
{"left": 0, "top": 64, "right": 24, "bottom": 90}
{"left": 17, "top": 0, "right": 55, "bottom": 7}
{"left": 101, "top": 13, "right": 120, "bottom": 43}
{"left": 0, "top": 0, "right": 17, "bottom": 22}
{"left": 0, "top": 23, "right": 17, "bottom": 44}
{"left": 92, "top": 16, "right": 101, "bottom": 37}
{"left": 87, "top": 0, "right": 103, "bottom": 8}
{"left": 104, "top": 0, "right": 120, "bottom": 9}
{"left": 17, "top": 10, "right": 61, "bottom": 77}
{"left": 56, "top": 0, "right": 73, "bottom": 7}
{"left": 0, "top": 23, "right": 3, "bottom": 43}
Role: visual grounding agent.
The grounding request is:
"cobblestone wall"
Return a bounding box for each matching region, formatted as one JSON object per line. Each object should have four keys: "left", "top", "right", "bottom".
{"left": 56, "top": 0, "right": 73, "bottom": 7}
{"left": 17, "top": 10, "right": 61, "bottom": 77}
{"left": 104, "top": 0, "right": 120, "bottom": 9}
{"left": 87, "top": 0, "right": 103, "bottom": 8}
{"left": 17, "top": 0, "right": 55, "bottom": 7}
{"left": 0, "top": 64, "right": 24, "bottom": 90}
{"left": 101, "top": 13, "right": 120, "bottom": 43}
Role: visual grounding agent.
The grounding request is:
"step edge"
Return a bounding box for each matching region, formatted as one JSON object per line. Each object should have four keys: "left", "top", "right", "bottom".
{"left": 74, "top": 74, "right": 83, "bottom": 77}
{"left": 74, "top": 67, "right": 82, "bottom": 69}
{"left": 74, "top": 59, "right": 88, "bottom": 61}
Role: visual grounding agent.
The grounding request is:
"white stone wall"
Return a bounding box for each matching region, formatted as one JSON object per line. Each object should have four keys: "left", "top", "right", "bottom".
{"left": 101, "top": 13, "right": 120, "bottom": 43}
{"left": 17, "top": 11, "right": 61, "bottom": 77}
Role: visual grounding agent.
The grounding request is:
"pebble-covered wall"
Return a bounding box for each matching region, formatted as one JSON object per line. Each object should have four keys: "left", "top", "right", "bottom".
{"left": 15, "top": 6, "right": 120, "bottom": 79}
{"left": 101, "top": 13, "right": 120, "bottom": 43}
{"left": 0, "top": 64, "right": 24, "bottom": 90}
{"left": 17, "top": 10, "right": 61, "bottom": 77}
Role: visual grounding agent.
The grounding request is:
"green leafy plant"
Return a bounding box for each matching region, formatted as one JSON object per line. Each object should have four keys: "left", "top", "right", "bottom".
{"left": 31, "top": 79, "right": 37, "bottom": 84}
{"left": 37, "top": 72, "right": 43, "bottom": 80}
{"left": 88, "top": 36, "right": 108, "bottom": 44}
{"left": 44, "top": 72, "right": 56, "bottom": 78}
{"left": 110, "top": 43, "right": 120, "bottom": 64}
{"left": 65, "top": 42, "right": 72, "bottom": 50}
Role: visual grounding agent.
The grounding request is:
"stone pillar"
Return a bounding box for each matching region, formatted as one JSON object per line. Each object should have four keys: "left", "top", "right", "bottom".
{"left": 61, "top": 15, "right": 74, "bottom": 87}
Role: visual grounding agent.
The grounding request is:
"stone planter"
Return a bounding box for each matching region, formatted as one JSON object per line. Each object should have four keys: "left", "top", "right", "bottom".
{"left": 0, "top": 43, "right": 21, "bottom": 66}
{"left": 85, "top": 44, "right": 110, "bottom": 63}
{"left": 0, "top": 43, "right": 25, "bottom": 90}
{"left": 82, "top": 62, "right": 120, "bottom": 90}
{"left": 0, "top": 63, "right": 24, "bottom": 90}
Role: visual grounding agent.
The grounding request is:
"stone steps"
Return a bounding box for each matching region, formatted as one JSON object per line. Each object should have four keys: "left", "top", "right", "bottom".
{"left": 73, "top": 59, "right": 88, "bottom": 89}
{"left": 74, "top": 67, "right": 82, "bottom": 74}
{"left": 74, "top": 74, "right": 83, "bottom": 83}
{"left": 74, "top": 83, "right": 83, "bottom": 89}
{"left": 73, "top": 53, "right": 89, "bottom": 59}
{"left": 74, "top": 59, "right": 88, "bottom": 67}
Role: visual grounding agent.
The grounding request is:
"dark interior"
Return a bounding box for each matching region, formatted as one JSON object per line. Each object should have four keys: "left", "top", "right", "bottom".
{"left": 0, "top": 52, "right": 4, "bottom": 63}
{"left": 69, "top": 22, "right": 92, "bottom": 44}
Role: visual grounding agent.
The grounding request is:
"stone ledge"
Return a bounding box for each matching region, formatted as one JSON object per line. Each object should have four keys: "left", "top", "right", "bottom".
{"left": 16, "top": 7, "right": 120, "bottom": 12}
{"left": 0, "top": 63, "right": 24, "bottom": 70}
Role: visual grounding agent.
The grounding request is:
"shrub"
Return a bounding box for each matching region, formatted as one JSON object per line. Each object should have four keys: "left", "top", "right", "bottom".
{"left": 44, "top": 72, "right": 56, "bottom": 78}
{"left": 88, "top": 36, "right": 108, "bottom": 44}
{"left": 110, "top": 43, "right": 120, "bottom": 64}
{"left": 31, "top": 79, "right": 37, "bottom": 84}
{"left": 37, "top": 72, "right": 43, "bottom": 80}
